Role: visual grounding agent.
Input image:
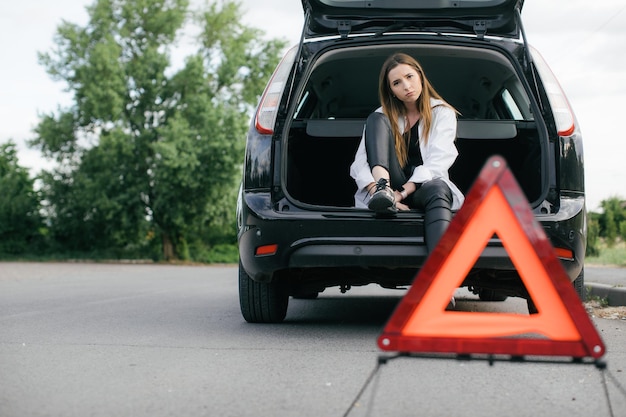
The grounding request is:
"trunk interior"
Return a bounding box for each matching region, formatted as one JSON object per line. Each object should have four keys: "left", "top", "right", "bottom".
{"left": 285, "top": 43, "right": 545, "bottom": 208}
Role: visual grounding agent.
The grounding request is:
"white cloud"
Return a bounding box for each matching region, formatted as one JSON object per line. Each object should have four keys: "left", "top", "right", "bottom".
{"left": 239, "top": 0, "right": 303, "bottom": 45}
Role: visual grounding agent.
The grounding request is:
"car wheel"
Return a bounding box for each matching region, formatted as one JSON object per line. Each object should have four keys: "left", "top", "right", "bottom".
{"left": 238, "top": 260, "right": 288, "bottom": 323}
{"left": 477, "top": 288, "right": 508, "bottom": 302}
{"left": 573, "top": 268, "right": 585, "bottom": 301}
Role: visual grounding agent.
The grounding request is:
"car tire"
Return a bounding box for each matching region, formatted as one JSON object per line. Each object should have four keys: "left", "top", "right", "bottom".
{"left": 574, "top": 268, "right": 585, "bottom": 301}
{"left": 239, "top": 260, "right": 289, "bottom": 323}
{"left": 477, "top": 288, "right": 508, "bottom": 302}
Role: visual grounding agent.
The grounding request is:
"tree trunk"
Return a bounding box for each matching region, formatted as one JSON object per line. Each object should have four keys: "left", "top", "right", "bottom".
{"left": 162, "top": 234, "right": 175, "bottom": 261}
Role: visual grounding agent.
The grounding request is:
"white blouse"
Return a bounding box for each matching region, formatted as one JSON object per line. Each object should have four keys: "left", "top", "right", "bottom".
{"left": 350, "top": 98, "right": 465, "bottom": 210}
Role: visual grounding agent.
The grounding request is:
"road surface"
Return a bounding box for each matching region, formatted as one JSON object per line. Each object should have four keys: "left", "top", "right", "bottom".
{"left": 1, "top": 262, "right": 625, "bottom": 417}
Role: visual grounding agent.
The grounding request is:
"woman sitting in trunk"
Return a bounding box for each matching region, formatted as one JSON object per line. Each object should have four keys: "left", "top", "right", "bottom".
{"left": 350, "top": 52, "right": 464, "bottom": 253}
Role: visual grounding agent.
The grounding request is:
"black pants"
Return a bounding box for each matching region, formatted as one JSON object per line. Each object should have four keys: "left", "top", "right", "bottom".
{"left": 365, "top": 112, "right": 408, "bottom": 190}
{"left": 364, "top": 112, "right": 453, "bottom": 253}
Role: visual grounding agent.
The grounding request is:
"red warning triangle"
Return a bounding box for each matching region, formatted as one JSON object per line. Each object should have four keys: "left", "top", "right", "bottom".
{"left": 378, "top": 156, "right": 605, "bottom": 359}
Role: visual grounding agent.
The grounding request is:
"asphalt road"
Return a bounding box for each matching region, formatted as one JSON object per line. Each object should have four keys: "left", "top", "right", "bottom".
{"left": 1, "top": 262, "right": 625, "bottom": 417}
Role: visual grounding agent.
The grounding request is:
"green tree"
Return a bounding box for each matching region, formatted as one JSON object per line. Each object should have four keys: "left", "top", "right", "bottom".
{"left": 0, "top": 141, "right": 42, "bottom": 254}
{"left": 586, "top": 212, "right": 600, "bottom": 257}
{"left": 30, "top": 0, "right": 286, "bottom": 260}
{"left": 599, "top": 196, "right": 626, "bottom": 247}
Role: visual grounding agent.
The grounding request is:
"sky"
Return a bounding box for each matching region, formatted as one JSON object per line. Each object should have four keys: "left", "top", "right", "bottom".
{"left": 1, "top": 0, "right": 625, "bottom": 211}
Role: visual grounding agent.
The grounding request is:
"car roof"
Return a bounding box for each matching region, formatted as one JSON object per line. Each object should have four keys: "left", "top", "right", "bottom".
{"left": 301, "top": 0, "right": 524, "bottom": 39}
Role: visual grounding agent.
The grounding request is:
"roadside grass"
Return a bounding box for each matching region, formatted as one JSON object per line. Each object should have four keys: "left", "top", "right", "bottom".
{"left": 0, "top": 244, "right": 240, "bottom": 265}
{"left": 586, "top": 240, "right": 626, "bottom": 267}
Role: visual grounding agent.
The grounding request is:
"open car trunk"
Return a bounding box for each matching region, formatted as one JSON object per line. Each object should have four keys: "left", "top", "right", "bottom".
{"left": 285, "top": 43, "right": 545, "bottom": 209}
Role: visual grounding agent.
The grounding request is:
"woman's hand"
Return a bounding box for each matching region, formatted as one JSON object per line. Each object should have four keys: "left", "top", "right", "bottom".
{"left": 394, "top": 190, "right": 410, "bottom": 211}
{"left": 396, "top": 202, "right": 410, "bottom": 211}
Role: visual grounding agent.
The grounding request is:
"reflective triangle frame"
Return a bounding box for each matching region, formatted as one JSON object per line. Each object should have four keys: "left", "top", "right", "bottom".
{"left": 378, "top": 156, "right": 605, "bottom": 359}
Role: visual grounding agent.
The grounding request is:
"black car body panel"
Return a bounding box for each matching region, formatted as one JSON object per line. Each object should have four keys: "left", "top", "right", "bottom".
{"left": 303, "top": 0, "right": 523, "bottom": 39}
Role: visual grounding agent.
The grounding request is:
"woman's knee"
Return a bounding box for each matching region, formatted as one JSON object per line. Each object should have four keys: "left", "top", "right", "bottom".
{"left": 420, "top": 179, "right": 452, "bottom": 206}
{"left": 365, "top": 113, "right": 393, "bottom": 142}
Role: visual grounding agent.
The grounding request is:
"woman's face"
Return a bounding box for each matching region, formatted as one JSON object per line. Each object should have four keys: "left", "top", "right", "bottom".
{"left": 387, "top": 63, "right": 423, "bottom": 107}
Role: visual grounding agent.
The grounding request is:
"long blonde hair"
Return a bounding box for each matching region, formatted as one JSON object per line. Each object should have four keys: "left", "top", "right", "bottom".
{"left": 378, "top": 53, "right": 454, "bottom": 167}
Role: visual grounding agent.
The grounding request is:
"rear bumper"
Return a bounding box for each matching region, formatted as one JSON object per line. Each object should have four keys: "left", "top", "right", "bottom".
{"left": 238, "top": 191, "right": 585, "bottom": 284}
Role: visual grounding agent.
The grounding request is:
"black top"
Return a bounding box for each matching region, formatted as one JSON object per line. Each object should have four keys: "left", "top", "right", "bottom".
{"left": 404, "top": 122, "right": 423, "bottom": 178}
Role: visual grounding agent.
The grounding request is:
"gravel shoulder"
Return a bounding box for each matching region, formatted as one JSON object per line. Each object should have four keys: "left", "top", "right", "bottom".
{"left": 585, "top": 299, "right": 626, "bottom": 320}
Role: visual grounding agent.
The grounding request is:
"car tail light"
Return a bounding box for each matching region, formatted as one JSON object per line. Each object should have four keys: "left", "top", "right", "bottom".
{"left": 530, "top": 47, "right": 576, "bottom": 137}
{"left": 255, "top": 244, "right": 278, "bottom": 256}
{"left": 554, "top": 247, "right": 574, "bottom": 260}
{"left": 255, "top": 46, "right": 298, "bottom": 135}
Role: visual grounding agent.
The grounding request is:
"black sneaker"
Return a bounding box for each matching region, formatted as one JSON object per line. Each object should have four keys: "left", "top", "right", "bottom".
{"left": 368, "top": 178, "right": 397, "bottom": 214}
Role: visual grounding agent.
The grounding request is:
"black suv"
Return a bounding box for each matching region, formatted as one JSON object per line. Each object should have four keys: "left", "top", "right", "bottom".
{"left": 237, "top": 0, "right": 586, "bottom": 322}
